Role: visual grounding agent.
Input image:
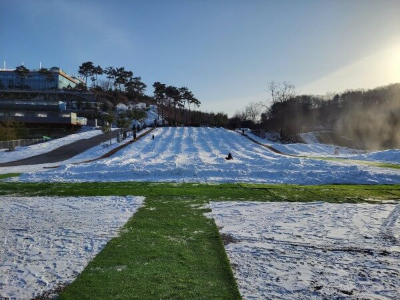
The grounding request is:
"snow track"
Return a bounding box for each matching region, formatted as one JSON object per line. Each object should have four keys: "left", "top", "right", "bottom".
{"left": 380, "top": 205, "right": 400, "bottom": 244}
{"left": 17, "top": 127, "right": 400, "bottom": 184}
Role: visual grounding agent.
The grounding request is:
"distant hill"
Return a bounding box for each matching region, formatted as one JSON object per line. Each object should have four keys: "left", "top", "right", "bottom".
{"left": 263, "top": 83, "right": 400, "bottom": 150}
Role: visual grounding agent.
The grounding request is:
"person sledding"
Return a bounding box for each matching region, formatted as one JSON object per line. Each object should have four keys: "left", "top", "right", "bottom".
{"left": 225, "top": 152, "right": 233, "bottom": 160}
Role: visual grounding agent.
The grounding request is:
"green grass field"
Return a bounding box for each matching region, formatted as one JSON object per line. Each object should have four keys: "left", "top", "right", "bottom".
{"left": 0, "top": 173, "right": 21, "bottom": 180}
{"left": 1, "top": 181, "right": 399, "bottom": 299}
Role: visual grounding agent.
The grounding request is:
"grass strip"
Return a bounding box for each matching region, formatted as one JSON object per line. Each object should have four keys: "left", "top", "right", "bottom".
{"left": 0, "top": 182, "right": 399, "bottom": 203}
{"left": 1, "top": 182, "right": 399, "bottom": 299}
{"left": 59, "top": 196, "right": 240, "bottom": 300}
{"left": 0, "top": 173, "right": 21, "bottom": 180}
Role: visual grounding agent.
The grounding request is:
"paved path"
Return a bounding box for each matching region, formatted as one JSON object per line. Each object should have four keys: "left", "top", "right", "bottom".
{"left": 0, "top": 131, "right": 121, "bottom": 167}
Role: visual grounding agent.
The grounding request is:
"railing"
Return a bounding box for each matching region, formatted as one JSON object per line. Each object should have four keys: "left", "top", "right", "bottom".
{"left": 0, "top": 138, "right": 44, "bottom": 150}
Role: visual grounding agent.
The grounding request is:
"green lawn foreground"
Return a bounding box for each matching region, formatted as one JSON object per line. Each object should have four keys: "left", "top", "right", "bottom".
{"left": 0, "top": 182, "right": 399, "bottom": 299}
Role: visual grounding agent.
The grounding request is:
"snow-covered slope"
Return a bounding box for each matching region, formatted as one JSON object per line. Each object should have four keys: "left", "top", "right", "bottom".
{"left": 248, "top": 132, "right": 400, "bottom": 165}
{"left": 144, "top": 105, "right": 163, "bottom": 126}
{"left": 247, "top": 132, "right": 364, "bottom": 156}
{"left": 18, "top": 127, "right": 400, "bottom": 184}
{"left": 348, "top": 149, "right": 400, "bottom": 165}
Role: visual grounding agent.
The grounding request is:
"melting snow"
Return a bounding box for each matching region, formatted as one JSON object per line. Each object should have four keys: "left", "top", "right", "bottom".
{"left": 0, "top": 196, "right": 144, "bottom": 299}
{"left": 209, "top": 201, "right": 400, "bottom": 300}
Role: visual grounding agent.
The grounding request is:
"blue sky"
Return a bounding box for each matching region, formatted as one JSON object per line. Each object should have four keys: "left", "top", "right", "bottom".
{"left": 1, "top": 0, "right": 399, "bottom": 116}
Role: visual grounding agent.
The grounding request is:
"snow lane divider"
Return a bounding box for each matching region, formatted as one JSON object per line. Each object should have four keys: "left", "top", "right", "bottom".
{"left": 239, "top": 132, "right": 302, "bottom": 157}
{"left": 43, "top": 128, "right": 156, "bottom": 168}
{"left": 75, "top": 128, "right": 156, "bottom": 164}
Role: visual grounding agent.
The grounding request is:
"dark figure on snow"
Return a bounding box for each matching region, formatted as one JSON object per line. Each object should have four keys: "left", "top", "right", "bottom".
{"left": 225, "top": 152, "right": 233, "bottom": 160}
{"left": 133, "top": 132, "right": 137, "bottom": 141}
{"left": 242, "top": 129, "right": 245, "bottom": 135}
{"left": 152, "top": 134, "right": 155, "bottom": 140}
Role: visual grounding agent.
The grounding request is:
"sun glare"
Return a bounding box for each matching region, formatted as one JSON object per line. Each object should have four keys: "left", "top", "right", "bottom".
{"left": 390, "top": 44, "right": 400, "bottom": 81}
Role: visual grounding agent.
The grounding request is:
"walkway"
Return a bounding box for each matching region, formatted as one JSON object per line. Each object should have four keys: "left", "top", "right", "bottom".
{"left": 0, "top": 131, "right": 121, "bottom": 167}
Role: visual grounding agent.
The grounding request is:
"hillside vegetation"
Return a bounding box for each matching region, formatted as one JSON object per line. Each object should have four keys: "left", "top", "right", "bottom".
{"left": 233, "top": 83, "right": 400, "bottom": 150}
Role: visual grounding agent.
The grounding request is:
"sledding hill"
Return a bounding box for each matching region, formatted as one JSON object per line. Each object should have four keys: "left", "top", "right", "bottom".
{"left": 18, "top": 127, "right": 400, "bottom": 184}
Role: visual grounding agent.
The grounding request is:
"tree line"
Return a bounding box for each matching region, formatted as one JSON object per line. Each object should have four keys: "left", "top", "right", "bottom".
{"left": 231, "top": 82, "right": 400, "bottom": 150}
{"left": 77, "top": 61, "right": 230, "bottom": 128}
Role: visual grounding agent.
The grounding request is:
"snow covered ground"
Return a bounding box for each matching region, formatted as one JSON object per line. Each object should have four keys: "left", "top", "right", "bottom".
{"left": 247, "top": 132, "right": 400, "bottom": 165}
{"left": 350, "top": 149, "right": 400, "bottom": 165}
{"left": 16, "top": 127, "right": 400, "bottom": 184}
{"left": 299, "top": 132, "right": 320, "bottom": 144}
{"left": 209, "top": 201, "right": 400, "bottom": 300}
{"left": 0, "top": 128, "right": 103, "bottom": 164}
{"left": 144, "top": 105, "right": 163, "bottom": 126}
{"left": 247, "top": 132, "right": 365, "bottom": 156}
{"left": 0, "top": 196, "right": 144, "bottom": 300}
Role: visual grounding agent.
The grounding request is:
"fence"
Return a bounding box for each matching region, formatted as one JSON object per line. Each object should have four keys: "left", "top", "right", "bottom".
{"left": 0, "top": 138, "right": 44, "bottom": 150}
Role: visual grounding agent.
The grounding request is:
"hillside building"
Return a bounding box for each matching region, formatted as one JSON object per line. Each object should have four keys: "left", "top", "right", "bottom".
{"left": 0, "top": 67, "right": 95, "bottom": 135}
{"left": 0, "top": 67, "right": 84, "bottom": 90}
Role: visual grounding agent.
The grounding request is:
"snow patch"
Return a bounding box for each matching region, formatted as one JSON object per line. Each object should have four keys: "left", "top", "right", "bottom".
{"left": 0, "top": 196, "right": 144, "bottom": 299}
{"left": 209, "top": 201, "right": 400, "bottom": 300}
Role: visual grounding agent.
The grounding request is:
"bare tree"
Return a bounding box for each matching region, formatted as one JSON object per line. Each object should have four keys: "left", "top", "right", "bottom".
{"left": 244, "top": 101, "right": 263, "bottom": 123}
{"left": 265, "top": 81, "right": 296, "bottom": 134}
{"left": 268, "top": 81, "right": 296, "bottom": 104}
